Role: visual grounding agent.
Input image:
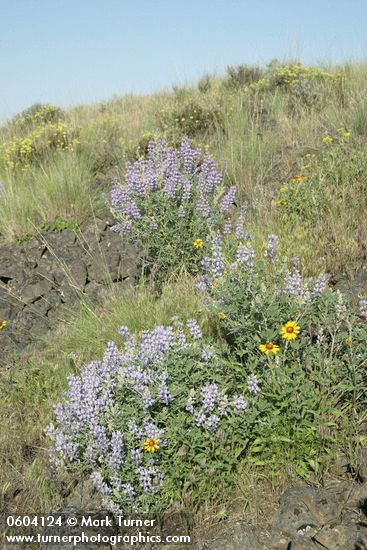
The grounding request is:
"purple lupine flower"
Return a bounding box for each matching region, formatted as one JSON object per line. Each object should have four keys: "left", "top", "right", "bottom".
{"left": 141, "top": 388, "right": 154, "bottom": 408}
{"left": 223, "top": 220, "right": 232, "bottom": 234}
{"left": 201, "top": 348, "right": 213, "bottom": 361}
{"left": 90, "top": 471, "right": 111, "bottom": 495}
{"left": 143, "top": 421, "right": 164, "bottom": 440}
{"left": 118, "top": 325, "right": 130, "bottom": 339}
{"left": 236, "top": 243, "right": 255, "bottom": 270}
{"left": 136, "top": 467, "right": 153, "bottom": 493}
{"left": 122, "top": 484, "right": 136, "bottom": 501}
{"left": 281, "top": 268, "right": 303, "bottom": 297}
{"left": 196, "top": 275, "right": 210, "bottom": 293}
{"left": 359, "top": 297, "right": 367, "bottom": 320}
{"left": 194, "top": 410, "right": 206, "bottom": 427}
{"left": 158, "top": 379, "right": 173, "bottom": 404}
{"left": 201, "top": 383, "right": 219, "bottom": 412}
{"left": 176, "top": 330, "right": 187, "bottom": 347}
{"left": 200, "top": 255, "right": 211, "bottom": 271}
{"left": 131, "top": 449, "right": 142, "bottom": 467}
{"left": 232, "top": 395, "right": 248, "bottom": 412}
{"left": 220, "top": 185, "right": 236, "bottom": 213}
{"left": 139, "top": 326, "right": 175, "bottom": 365}
{"left": 121, "top": 220, "right": 132, "bottom": 234}
{"left": 180, "top": 136, "right": 201, "bottom": 175}
{"left": 265, "top": 233, "right": 278, "bottom": 263}
{"left": 128, "top": 422, "right": 141, "bottom": 438}
{"left": 312, "top": 273, "right": 330, "bottom": 299}
{"left": 247, "top": 374, "right": 261, "bottom": 395}
{"left": 111, "top": 186, "right": 124, "bottom": 210}
{"left": 108, "top": 431, "right": 124, "bottom": 470}
{"left": 204, "top": 414, "right": 220, "bottom": 432}
{"left": 185, "top": 393, "right": 195, "bottom": 414}
{"left": 218, "top": 395, "right": 229, "bottom": 417}
{"left": 122, "top": 200, "right": 141, "bottom": 220}
{"left": 196, "top": 196, "right": 211, "bottom": 218}
{"left": 210, "top": 242, "right": 225, "bottom": 278}
{"left": 90, "top": 423, "right": 109, "bottom": 451}
{"left": 198, "top": 155, "right": 223, "bottom": 195}
{"left": 235, "top": 223, "right": 245, "bottom": 240}
{"left": 186, "top": 319, "right": 202, "bottom": 340}
{"left": 181, "top": 180, "right": 192, "bottom": 201}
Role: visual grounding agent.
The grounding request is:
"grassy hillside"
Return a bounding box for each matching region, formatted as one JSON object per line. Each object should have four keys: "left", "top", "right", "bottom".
{"left": 1, "top": 60, "right": 367, "bottom": 274}
{"left": 1, "top": 60, "right": 367, "bottom": 531}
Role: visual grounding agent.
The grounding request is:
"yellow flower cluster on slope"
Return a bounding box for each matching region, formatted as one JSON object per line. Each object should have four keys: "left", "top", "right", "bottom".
{"left": 0, "top": 122, "right": 80, "bottom": 169}
{"left": 249, "top": 64, "right": 341, "bottom": 92}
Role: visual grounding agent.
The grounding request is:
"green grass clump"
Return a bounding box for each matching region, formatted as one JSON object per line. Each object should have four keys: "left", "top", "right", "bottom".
{"left": 0, "top": 151, "right": 100, "bottom": 241}
{"left": 273, "top": 135, "right": 367, "bottom": 275}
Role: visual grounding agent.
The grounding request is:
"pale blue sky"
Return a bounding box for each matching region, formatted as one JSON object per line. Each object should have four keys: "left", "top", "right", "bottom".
{"left": 0, "top": 0, "right": 366, "bottom": 121}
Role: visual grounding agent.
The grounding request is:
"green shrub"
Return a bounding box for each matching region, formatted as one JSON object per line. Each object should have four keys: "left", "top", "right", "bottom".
{"left": 12, "top": 103, "right": 65, "bottom": 130}
{"left": 225, "top": 64, "right": 264, "bottom": 89}
{"left": 157, "top": 96, "right": 223, "bottom": 142}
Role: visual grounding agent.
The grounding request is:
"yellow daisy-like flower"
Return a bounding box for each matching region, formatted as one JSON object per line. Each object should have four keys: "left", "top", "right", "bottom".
{"left": 322, "top": 136, "right": 333, "bottom": 144}
{"left": 276, "top": 199, "right": 288, "bottom": 206}
{"left": 281, "top": 321, "right": 300, "bottom": 340}
{"left": 144, "top": 438, "right": 160, "bottom": 453}
{"left": 0, "top": 320, "right": 6, "bottom": 330}
{"left": 259, "top": 342, "right": 280, "bottom": 355}
{"left": 345, "top": 338, "right": 352, "bottom": 346}
{"left": 193, "top": 239, "right": 203, "bottom": 249}
{"left": 218, "top": 312, "right": 226, "bottom": 319}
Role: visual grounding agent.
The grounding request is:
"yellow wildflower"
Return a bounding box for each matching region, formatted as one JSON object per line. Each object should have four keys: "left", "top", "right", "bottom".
{"left": 290, "top": 174, "right": 307, "bottom": 183}
{"left": 322, "top": 136, "right": 333, "bottom": 144}
{"left": 218, "top": 312, "right": 226, "bottom": 319}
{"left": 281, "top": 321, "right": 300, "bottom": 340}
{"left": 144, "top": 438, "right": 160, "bottom": 453}
{"left": 193, "top": 239, "right": 203, "bottom": 249}
{"left": 0, "top": 320, "right": 6, "bottom": 330}
{"left": 259, "top": 342, "right": 280, "bottom": 355}
{"left": 345, "top": 338, "right": 352, "bottom": 346}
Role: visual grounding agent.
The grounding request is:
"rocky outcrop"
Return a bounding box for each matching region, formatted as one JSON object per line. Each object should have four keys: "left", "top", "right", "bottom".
{"left": 0, "top": 214, "right": 139, "bottom": 363}
{"left": 204, "top": 478, "right": 367, "bottom": 550}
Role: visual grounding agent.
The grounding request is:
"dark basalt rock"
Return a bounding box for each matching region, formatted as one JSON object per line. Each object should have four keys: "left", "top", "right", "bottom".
{"left": 203, "top": 479, "right": 367, "bottom": 550}
{"left": 0, "top": 217, "right": 139, "bottom": 364}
